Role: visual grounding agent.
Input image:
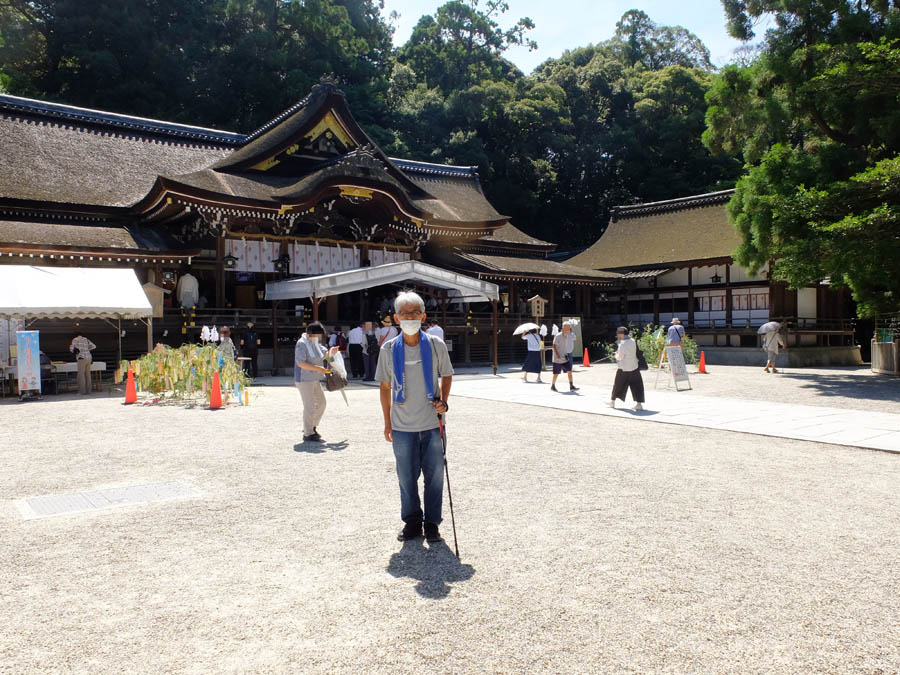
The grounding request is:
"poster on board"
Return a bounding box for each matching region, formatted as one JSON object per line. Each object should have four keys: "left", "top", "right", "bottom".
{"left": 16, "top": 330, "right": 41, "bottom": 393}
{"left": 665, "top": 346, "right": 692, "bottom": 391}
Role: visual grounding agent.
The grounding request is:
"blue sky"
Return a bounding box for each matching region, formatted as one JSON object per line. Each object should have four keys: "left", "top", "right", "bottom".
{"left": 381, "top": 0, "right": 755, "bottom": 73}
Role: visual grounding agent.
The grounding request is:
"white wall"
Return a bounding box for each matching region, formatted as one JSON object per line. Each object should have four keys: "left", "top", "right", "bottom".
{"left": 797, "top": 288, "right": 817, "bottom": 319}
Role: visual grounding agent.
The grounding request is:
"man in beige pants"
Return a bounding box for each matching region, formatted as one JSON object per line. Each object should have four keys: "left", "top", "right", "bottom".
{"left": 294, "top": 322, "right": 337, "bottom": 443}
{"left": 70, "top": 334, "right": 96, "bottom": 395}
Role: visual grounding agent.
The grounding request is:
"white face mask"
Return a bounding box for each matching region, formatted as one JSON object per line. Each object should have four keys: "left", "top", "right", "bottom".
{"left": 307, "top": 335, "right": 320, "bottom": 344}
{"left": 400, "top": 320, "right": 422, "bottom": 336}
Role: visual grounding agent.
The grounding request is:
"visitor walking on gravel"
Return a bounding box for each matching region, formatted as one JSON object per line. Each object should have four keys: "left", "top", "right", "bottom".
{"left": 609, "top": 326, "right": 645, "bottom": 410}
{"left": 70, "top": 333, "right": 96, "bottom": 395}
{"left": 377, "top": 291, "right": 453, "bottom": 544}
{"left": 764, "top": 327, "right": 787, "bottom": 373}
{"left": 551, "top": 322, "right": 578, "bottom": 392}
{"left": 521, "top": 328, "right": 543, "bottom": 383}
{"left": 295, "top": 322, "right": 338, "bottom": 443}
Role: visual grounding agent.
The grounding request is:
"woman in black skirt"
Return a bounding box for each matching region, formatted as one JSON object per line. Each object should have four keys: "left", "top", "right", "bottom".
{"left": 609, "top": 326, "right": 645, "bottom": 410}
{"left": 521, "top": 328, "right": 544, "bottom": 383}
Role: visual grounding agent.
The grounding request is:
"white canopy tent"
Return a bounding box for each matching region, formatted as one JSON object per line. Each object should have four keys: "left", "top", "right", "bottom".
{"left": 266, "top": 260, "right": 499, "bottom": 303}
{"left": 266, "top": 260, "right": 502, "bottom": 373}
{"left": 0, "top": 266, "right": 155, "bottom": 361}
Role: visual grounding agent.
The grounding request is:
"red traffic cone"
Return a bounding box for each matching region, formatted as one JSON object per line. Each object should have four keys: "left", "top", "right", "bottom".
{"left": 209, "top": 371, "right": 223, "bottom": 410}
{"left": 582, "top": 348, "right": 591, "bottom": 367}
{"left": 124, "top": 368, "right": 137, "bottom": 404}
{"left": 698, "top": 351, "right": 708, "bottom": 374}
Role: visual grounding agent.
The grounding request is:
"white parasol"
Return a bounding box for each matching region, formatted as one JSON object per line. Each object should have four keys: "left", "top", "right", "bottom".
{"left": 757, "top": 321, "right": 782, "bottom": 334}
{"left": 513, "top": 322, "right": 541, "bottom": 335}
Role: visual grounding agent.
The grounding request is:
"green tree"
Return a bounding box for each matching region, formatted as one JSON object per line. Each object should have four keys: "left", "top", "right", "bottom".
{"left": 0, "top": 0, "right": 395, "bottom": 131}
{"left": 396, "top": 0, "right": 535, "bottom": 94}
{"left": 705, "top": 1, "right": 900, "bottom": 315}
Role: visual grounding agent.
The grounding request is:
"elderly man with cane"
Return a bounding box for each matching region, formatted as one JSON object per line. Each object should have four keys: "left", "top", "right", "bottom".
{"left": 377, "top": 290, "right": 455, "bottom": 547}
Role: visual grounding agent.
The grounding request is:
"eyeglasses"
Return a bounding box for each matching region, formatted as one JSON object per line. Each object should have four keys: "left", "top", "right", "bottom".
{"left": 396, "top": 310, "right": 423, "bottom": 319}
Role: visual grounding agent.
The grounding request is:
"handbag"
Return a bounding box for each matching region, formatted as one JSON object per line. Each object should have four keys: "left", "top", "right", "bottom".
{"left": 636, "top": 346, "right": 649, "bottom": 371}
{"left": 323, "top": 354, "right": 348, "bottom": 392}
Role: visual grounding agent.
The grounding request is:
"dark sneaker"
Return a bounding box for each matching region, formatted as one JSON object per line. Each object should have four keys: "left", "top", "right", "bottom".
{"left": 550, "top": 385, "right": 558, "bottom": 392}
{"left": 424, "top": 522, "right": 443, "bottom": 543}
{"left": 397, "top": 521, "right": 423, "bottom": 541}
{"left": 303, "top": 433, "right": 324, "bottom": 442}
{"left": 570, "top": 385, "right": 580, "bottom": 391}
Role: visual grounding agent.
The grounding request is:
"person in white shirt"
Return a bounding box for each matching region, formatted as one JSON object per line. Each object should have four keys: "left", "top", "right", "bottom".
{"left": 609, "top": 326, "right": 644, "bottom": 410}
{"left": 176, "top": 271, "right": 199, "bottom": 308}
{"left": 347, "top": 322, "right": 365, "bottom": 378}
{"left": 521, "top": 328, "right": 543, "bottom": 383}
{"left": 425, "top": 319, "right": 444, "bottom": 341}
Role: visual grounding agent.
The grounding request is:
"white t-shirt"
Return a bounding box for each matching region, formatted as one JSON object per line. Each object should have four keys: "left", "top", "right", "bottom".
{"left": 523, "top": 333, "right": 542, "bottom": 351}
{"left": 426, "top": 324, "right": 444, "bottom": 341}
{"left": 348, "top": 326, "right": 365, "bottom": 345}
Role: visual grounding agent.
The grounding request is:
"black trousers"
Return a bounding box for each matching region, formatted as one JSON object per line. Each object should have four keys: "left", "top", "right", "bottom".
{"left": 348, "top": 344, "right": 364, "bottom": 378}
{"left": 611, "top": 368, "right": 645, "bottom": 403}
{"left": 242, "top": 351, "right": 258, "bottom": 378}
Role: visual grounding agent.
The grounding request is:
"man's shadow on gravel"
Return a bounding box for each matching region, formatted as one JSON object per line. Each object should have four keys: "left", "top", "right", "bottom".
{"left": 387, "top": 538, "right": 475, "bottom": 599}
{"left": 293, "top": 440, "right": 349, "bottom": 454}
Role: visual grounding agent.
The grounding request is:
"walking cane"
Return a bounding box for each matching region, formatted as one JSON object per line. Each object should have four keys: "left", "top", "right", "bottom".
{"left": 436, "top": 411, "right": 460, "bottom": 559}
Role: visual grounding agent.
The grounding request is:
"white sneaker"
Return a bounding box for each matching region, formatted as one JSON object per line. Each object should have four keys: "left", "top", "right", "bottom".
{"left": 633, "top": 403, "right": 644, "bottom": 411}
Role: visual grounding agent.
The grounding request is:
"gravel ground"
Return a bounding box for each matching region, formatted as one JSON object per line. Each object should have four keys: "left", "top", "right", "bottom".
{"left": 1, "top": 379, "right": 899, "bottom": 673}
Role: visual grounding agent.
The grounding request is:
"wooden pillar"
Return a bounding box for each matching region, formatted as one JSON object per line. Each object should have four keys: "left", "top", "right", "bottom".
{"left": 653, "top": 290, "right": 660, "bottom": 326}
{"left": 725, "top": 264, "right": 733, "bottom": 324}
{"left": 312, "top": 292, "right": 319, "bottom": 322}
{"left": 548, "top": 284, "right": 555, "bottom": 320}
{"left": 687, "top": 267, "right": 694, "bottom": 328}
{"left": 492, "top": 299, "right": 499, "bottom": 375}
{"left": 509, "top": 280, "right": 518, "bottom": 315}
{"left": 146, "top": 318, "right": 153, "bottom": 354}
{"left": 271, "top": 300, "right": 279, "bottom": 376}
{"left": 215, "top": 235, "right": 225, "bottom": 308}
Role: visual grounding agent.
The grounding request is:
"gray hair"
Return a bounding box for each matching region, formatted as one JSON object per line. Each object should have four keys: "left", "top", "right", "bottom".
{"left": 394, "top": 290, "right": 425, "bottom": 314}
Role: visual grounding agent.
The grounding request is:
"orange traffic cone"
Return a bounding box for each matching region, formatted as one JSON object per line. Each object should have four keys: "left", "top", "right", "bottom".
{"left": 698, "top": 351, "right": 708, "bottom": 374}
{"left": 582, "top": 348, "right": 591, "bottom": 367}
{"left": 209, "top": 371, "right": 223, "bottom": 410}
{"left": 124, "top": 368, "right": 137, "bottom": 404}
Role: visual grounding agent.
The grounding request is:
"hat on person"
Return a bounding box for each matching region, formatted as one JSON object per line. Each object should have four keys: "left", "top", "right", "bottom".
{"left": 671, "top": 317, "right": 681, "bottom": 324}
{"left": 381, "top": 316, "right": 393, "bottom": 326}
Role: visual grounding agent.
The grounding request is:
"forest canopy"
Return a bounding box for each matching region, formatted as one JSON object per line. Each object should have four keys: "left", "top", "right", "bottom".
{"left": 0, "top": 0, "right": 741, "bottom": 250}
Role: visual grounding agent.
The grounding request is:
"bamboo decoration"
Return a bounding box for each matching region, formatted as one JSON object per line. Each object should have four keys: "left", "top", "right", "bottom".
{"left": 120, "top": 344, "right": 251, "bottom": 405}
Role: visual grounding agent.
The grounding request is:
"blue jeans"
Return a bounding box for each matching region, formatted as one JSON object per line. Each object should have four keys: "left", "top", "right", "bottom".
{"left": 392, "top": 428, "right": 444, "bottom": 525}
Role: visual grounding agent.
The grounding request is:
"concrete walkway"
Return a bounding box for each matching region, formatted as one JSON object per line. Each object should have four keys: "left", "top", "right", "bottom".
{"left": 451, "top": 377, "right": 900, "bottom": 453}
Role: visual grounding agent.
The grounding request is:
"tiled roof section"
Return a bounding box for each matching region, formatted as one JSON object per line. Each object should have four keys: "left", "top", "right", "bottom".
{"left": 0, "top": 102, "right": 232, "bottom": 208}
{"left": 612, "top": 189, "right": 734, "bottom": 220}
{"left": 0, "top": 94, "right": 244, "bottom": 145}
{"left": 391, "top": 158, "right": 480, "bottom": 178}
{"left": 455, "top": 251, "right": 621, "bottom": 280}
{"left": 566, "top": 194, "right": 741, "bottom": 271}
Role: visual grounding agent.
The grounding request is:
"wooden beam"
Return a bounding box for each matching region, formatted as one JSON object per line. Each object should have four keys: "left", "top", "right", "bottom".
{"left": 215, "top": 236, "right": 225, "bottom": 307}
{"left": 492, "top": 300, "right": 499, "bottom": 376}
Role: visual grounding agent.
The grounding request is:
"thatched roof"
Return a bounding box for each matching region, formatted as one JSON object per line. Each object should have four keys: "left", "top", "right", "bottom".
{"left": 567, "top": 190, "right": 740, "bottom": 271}
{"left": 0, "top": 96, "right": 233, "bottom": 209}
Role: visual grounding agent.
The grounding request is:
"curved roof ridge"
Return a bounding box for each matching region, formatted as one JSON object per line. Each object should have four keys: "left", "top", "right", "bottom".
{"left": 613, "top": 189, "right": 735, "bottom": 220}
{"left": 0, "top": 94, "right": 245, "bottom": 145}
{"left": 390, "top": 158, "right": 480, "bottom": 178}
